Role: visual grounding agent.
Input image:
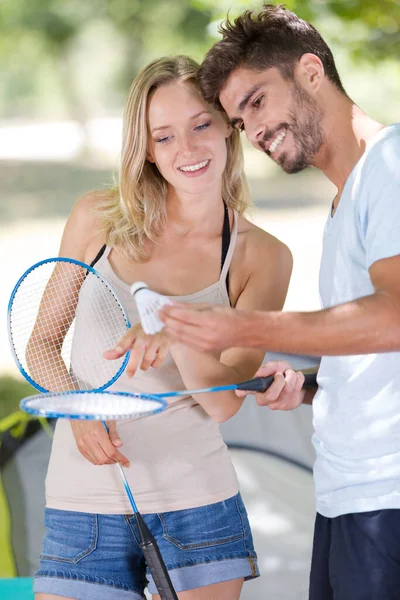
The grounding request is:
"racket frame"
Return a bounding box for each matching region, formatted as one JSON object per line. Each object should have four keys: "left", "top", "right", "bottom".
{"left": 20, "top": 390, "right": 167, "bottom": 420}
{"left": 7, "top": 256, "right": 131, "bottom": 393}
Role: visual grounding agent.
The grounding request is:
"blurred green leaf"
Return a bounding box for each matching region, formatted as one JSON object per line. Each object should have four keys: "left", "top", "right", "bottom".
{"left": 0, "top": 0, "right": 399, "bottom": 118}
{"left": 0, "top": 376, "right": 35, "bottom": 421}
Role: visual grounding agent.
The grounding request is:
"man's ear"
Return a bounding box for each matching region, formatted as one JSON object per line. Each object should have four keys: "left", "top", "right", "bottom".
{"left": 296, "top": 53, "right": 324, "bottom": 92}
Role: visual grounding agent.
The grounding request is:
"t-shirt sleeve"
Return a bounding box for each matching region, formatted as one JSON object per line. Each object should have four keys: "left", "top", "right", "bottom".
{"left": 359, "top": 132, "right": 400, "bottom": 269}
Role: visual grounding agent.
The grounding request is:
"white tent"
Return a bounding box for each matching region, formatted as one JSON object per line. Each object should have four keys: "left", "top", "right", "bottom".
{"left": 2, "top": 352, "right": 319, "bottom": 599}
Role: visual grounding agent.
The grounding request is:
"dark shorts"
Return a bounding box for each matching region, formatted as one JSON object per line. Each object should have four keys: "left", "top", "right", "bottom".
{"left": 34, "top": 493, "right": 258, "bottom": 599}
{"left": 309, "top": 509, "right": 400, "bottom": 600}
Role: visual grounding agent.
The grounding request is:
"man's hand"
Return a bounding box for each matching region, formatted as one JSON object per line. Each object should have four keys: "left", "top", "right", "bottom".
{"left": 159, "top": 303, "right": 254, "bottom": 352}
{"left": 104, "top": 323, "right": 170, "bottom": 377}
{"left": 236, "top": 360, "right": 307, "bottom": 410}
{"left": 70, "top": 420, "right": 130, "bottom": 467}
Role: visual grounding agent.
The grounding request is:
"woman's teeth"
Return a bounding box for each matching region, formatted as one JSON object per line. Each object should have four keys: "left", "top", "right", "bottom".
{"left": 269, "top": 130, "right": 287, "bottom": 153}
{"left": 179, "top": 159, "right": 209, "bottom": 172}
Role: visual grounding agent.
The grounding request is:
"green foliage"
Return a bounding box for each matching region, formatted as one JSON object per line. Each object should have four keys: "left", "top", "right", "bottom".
{"left": 287, "top": 0, "right": 400, "bottom": 61}
{"left": 0, "top": 376, "right": 35, "bottom": 421}
{"left": 0, "top": 0, "right": 399, "bottom": 117}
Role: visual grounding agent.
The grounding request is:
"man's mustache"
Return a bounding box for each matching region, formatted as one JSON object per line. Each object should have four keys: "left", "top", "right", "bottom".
{"left": 259, "top": 124, "right": 289, "bottom": 153}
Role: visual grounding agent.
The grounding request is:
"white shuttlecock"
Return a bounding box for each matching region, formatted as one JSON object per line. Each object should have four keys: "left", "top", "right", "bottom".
{"left": 131, "top": 282, "right": 173, "bottom": 334}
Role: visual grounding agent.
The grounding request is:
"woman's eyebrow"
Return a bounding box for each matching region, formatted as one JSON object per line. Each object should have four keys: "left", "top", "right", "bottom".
{"left": 151, "top": 111, "right": 211, "bottom": 135}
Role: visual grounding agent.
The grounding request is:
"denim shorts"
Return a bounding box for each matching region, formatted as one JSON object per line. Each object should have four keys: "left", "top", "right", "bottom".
{"left": 34, "top": 493, "right": 259, "bottom": 600}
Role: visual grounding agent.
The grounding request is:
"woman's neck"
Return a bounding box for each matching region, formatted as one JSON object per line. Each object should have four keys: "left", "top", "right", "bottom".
{"left": 165, "top": 187, "right": 225, "bottom": 237}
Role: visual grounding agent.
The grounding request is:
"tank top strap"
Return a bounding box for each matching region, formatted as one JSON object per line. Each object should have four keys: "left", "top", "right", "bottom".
{"left": 220, "top": 210, "right": 238, "bottom": 283}
{"left": 90, "top": 244, "right": 111, "bottom": 269}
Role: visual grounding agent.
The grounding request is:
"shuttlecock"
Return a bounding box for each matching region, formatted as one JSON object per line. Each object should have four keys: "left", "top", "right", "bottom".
{"left": 131, "top": 282, "right": 172, "bottom": 335}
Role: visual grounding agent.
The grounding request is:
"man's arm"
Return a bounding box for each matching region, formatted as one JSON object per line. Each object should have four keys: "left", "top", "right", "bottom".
{"left": 161, "top": 254, "right": 400, "bottom": 355}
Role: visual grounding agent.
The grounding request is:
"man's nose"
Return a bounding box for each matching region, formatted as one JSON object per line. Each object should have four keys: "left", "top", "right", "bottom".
{"left": 247, "top": 122, "right": 265, "bottom": 146}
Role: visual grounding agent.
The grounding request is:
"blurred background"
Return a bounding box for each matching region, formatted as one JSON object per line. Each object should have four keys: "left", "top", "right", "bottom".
{"left": 0, "top": 0, "right": 399, "bottom": 598}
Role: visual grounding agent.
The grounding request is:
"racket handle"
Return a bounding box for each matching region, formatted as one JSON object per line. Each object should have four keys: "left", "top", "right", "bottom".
{"left": 136, "top": 513, "right": 178, "bottom": 600}
{"left": 237, "top": 371, "right": 318, "bottom": 393}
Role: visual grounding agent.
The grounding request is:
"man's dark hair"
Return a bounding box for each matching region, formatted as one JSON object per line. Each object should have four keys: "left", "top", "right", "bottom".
{"left": 199, "top": 4, "right": 345, "bottom": 110}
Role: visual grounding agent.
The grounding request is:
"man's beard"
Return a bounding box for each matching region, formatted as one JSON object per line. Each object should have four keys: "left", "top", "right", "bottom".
{"left": 260, "top": 84, "right": 325, "bottom": 174}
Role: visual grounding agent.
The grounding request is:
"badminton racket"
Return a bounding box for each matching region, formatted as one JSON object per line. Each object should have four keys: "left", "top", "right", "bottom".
{"left": 153, "top": 372, "right": 318, "bottom": 399}
{"left": 7, "top": 257, "right": 178, "bottom": 600}
{"left": 7, "top": 256, "right": 131, "bottom": 393}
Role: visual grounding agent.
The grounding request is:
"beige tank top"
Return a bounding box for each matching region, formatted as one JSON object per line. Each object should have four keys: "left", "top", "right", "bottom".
{"left": 45, "top": 212, "right": 239, "bottom": 514}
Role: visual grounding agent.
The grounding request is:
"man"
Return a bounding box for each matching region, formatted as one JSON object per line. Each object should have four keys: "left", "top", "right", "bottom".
{"left": 160, "top": 5, "right": 400, "bottom": 600}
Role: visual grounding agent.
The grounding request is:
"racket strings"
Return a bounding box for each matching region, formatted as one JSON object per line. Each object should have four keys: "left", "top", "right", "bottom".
{"left": 21, "top": 391, "right": 166, "bottom": 420}
{"left": 9, "top": 261, "right": 129, "bottom": 392}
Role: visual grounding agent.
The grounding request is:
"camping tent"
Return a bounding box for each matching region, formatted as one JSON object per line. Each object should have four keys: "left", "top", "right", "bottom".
{"left": 1, "top": 352, "right": 319, "bottom": 599}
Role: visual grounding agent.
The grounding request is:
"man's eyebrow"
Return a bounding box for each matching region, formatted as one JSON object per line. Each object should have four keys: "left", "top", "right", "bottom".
{"left": 238, "top": 84, "right": 263, "bottom": 112}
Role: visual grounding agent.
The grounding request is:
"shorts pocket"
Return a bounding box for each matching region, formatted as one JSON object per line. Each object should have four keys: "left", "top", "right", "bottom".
{"left": 40, "top": 508, "right": 98, "bottom": 563}
{"left": 159, "top": 494, "right": 244, "bottom": 550}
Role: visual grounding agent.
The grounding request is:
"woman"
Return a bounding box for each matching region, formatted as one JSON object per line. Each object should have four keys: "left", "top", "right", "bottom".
{"left": 34, "top": 55, "right": 292, "bottom": 600}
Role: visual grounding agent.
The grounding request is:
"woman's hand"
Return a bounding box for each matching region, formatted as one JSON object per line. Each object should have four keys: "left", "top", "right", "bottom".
{"left": 70, "top": 420, "right": 130, "bottom": 467}
{"left": 236, "top": 360, "right": 307, "bottom": 410}
{"left": 104, "top": 323, "right": 170, "bottom": 377}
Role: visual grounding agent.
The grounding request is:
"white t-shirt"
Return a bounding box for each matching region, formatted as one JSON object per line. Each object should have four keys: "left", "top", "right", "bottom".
{"left": 314, "top": 124, "right": 400, "bottom": 518}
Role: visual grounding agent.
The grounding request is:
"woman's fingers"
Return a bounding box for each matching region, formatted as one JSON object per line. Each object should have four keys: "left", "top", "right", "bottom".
{"left": 140, "top": 337, "right": 161, "bottom": 371}
{"left": 254, "top": 360, "right": 292, "bottom": 378}
{"left": 151, "top": 341, "right": 170, "bottom": 368}
{"left": 104, "top": 327, "right": 138, "bottom": 359}
{"left": 141, "top": 335, "right": 170, "bottom": 370}
{"left": 255, "top": 370, "right": 306, "bottom": 410}
{"left": 71, "top": 421, "right": 130, "bottom": 467}
{"left": 126, "top": 338, "right": 149, "bottom": 377}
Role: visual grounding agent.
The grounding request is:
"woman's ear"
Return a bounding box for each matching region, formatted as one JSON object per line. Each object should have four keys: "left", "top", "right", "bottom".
{"left": 224, "top": 121, "right": 233, "bottom": 139}
{"left": 146, "top": 150, "right": 155, "bottom": 163}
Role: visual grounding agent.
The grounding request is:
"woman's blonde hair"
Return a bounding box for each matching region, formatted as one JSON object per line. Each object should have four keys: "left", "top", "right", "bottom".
{"left": 100, "top": 55, "right": 249, "bottom": 261}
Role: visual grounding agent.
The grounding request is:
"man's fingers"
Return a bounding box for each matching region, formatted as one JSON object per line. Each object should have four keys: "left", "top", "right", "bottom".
{"left": 160, "top": 307, "right": 207, "bottom": 328}
{"left": 159, "top": 303, "right": 212, "bottom": 323}
{"left": 164, "top": 322, "right": 218, "bottom": 351}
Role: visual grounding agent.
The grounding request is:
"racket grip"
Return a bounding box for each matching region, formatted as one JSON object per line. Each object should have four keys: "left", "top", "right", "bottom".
{"left": 237, "top": 371, "right": 318, "bottom": 393}
{"left": 136, "top": 513, "right": 178, "bottom": 600}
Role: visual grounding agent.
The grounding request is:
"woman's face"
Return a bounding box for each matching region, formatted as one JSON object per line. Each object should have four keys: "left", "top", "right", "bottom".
{"left": 146, "top": 80, "right": 232, "bottom": 196}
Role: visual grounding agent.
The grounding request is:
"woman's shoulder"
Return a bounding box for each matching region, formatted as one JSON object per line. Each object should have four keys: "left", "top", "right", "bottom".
{"left": 236, "top": 213, "right": 292, "bottom": 263}
{"left": 229, "top": 212, "right": 293, "bottom": 308}
{"left": 60, "top": 189, "right": 115, "bottom": 262}
{"left": 74, "top": 188, "right": 115, "bottom": 216}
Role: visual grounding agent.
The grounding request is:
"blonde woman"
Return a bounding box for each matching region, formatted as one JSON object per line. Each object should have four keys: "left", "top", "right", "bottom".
{"left": 34, "top": 56, "right": 292, "bottom": 600}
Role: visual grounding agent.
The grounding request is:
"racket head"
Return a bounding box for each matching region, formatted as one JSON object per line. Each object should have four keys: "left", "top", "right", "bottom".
{"left": 20, "top": 390, "right": 167, "bottom": 420}
{"left": 8, "top": 257, "right": 131, "bottom": 393}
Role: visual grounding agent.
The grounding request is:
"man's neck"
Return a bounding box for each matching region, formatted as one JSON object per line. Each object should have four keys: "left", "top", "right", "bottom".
{"left": 313, "top": 97, "right": 385, "bottom": 193}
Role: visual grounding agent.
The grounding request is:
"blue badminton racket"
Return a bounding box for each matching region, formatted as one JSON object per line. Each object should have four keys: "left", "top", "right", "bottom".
{"left": 151, "top": 371, "right": 318, "bottom": 399}
{"left": 8, "top": 256, "right": 131, "bottom": 393}
{"left": 7, "top": 256, "right": 178, "bottom": 600}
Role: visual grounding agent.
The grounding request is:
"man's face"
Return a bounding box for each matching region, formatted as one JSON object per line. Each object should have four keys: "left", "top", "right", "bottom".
{"left": 220, "top": 66, "right": 325, "bottom": 174}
